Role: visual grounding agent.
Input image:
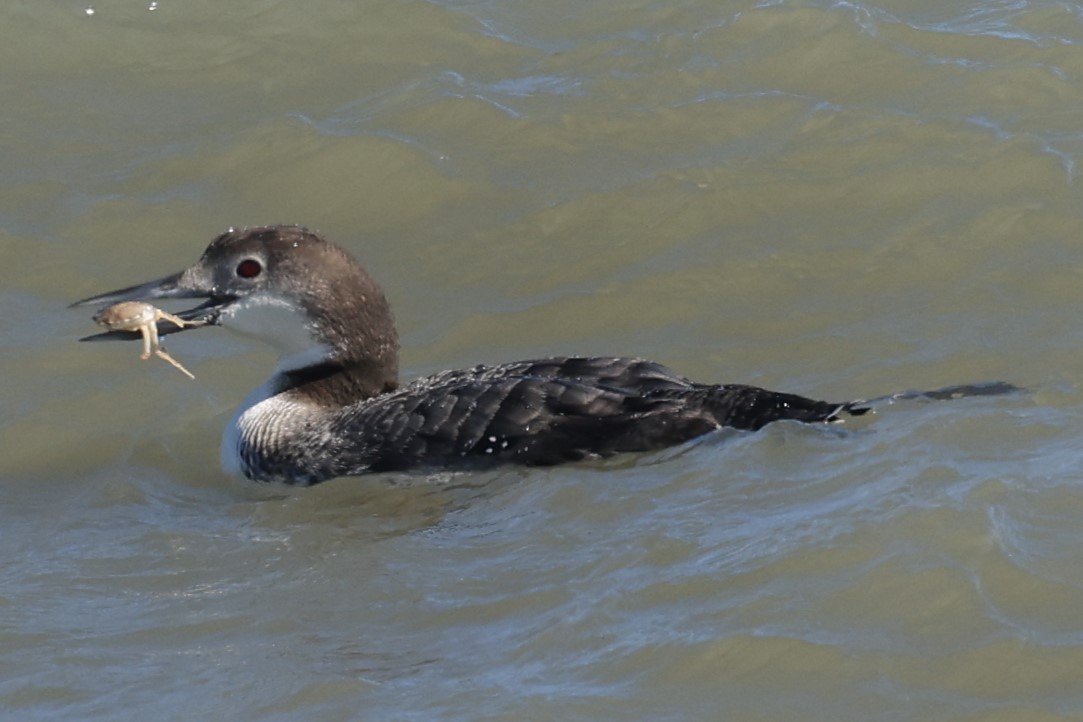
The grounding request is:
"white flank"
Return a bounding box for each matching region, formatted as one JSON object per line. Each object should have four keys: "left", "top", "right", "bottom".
{"left": 220, "top": 380, "right": 314, "bottom": 480}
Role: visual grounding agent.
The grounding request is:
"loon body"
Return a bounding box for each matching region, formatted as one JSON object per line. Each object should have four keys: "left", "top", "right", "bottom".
{"left": 73, "top": 225, "right": 868, "bottom": 485}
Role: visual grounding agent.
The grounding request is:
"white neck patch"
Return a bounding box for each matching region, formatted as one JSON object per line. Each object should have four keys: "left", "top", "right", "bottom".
{"left": 219, "top": 292, "right": 333, "bottom": 372}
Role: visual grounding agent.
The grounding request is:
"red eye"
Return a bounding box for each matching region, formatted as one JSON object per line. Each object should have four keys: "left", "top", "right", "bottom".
{"left": 236, "top": 259, "right": 262, "bottom": 279}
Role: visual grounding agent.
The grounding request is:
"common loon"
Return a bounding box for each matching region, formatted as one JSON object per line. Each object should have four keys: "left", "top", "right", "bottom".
{"left": 73, "top": 224, "right": 878, "bottom": 485}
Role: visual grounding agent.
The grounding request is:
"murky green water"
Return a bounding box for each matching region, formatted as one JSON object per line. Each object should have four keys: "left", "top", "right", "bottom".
{"left": 5, "top": 0, "right": 1083, "bottom": 719}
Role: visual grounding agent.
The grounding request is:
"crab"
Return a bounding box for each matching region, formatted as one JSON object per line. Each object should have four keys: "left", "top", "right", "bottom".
{"left": 92, "top": 301, "right": 197, "bottom": 379}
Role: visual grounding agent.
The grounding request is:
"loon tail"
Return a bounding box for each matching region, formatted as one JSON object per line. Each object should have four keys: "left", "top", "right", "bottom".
{"left": 707, "top": 384, "right": 871, "bottom": 431}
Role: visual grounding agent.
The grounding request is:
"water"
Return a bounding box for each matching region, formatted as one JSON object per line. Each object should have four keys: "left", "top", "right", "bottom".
{"left": 4, "top": 0, "right": 1083, "bottom": 719}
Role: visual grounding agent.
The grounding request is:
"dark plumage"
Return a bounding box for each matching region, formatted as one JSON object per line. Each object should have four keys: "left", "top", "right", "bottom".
{"left": 299, "top": 356, "right": 868, "bottom": 477}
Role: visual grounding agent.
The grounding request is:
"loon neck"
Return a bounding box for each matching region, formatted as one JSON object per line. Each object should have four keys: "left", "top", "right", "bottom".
{"left": 278, "top": 358, "right": 399, "bottom": 407}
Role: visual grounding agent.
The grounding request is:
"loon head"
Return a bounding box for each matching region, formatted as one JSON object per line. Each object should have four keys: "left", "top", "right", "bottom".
{"left": 72, "top": 225, "right": 400, "bottom": 388}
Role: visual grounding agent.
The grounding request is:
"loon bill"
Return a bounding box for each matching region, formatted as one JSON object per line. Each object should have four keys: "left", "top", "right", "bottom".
{"left": 73, "top": 224, "right": 949, "bottom": 486}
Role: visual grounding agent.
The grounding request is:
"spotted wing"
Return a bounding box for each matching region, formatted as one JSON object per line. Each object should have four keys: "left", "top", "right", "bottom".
{"left": 328, "top": 357, "right": 707, "bottom": 473}
{"left": 329, "top": 356, "right": 860, "bottom": 474}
